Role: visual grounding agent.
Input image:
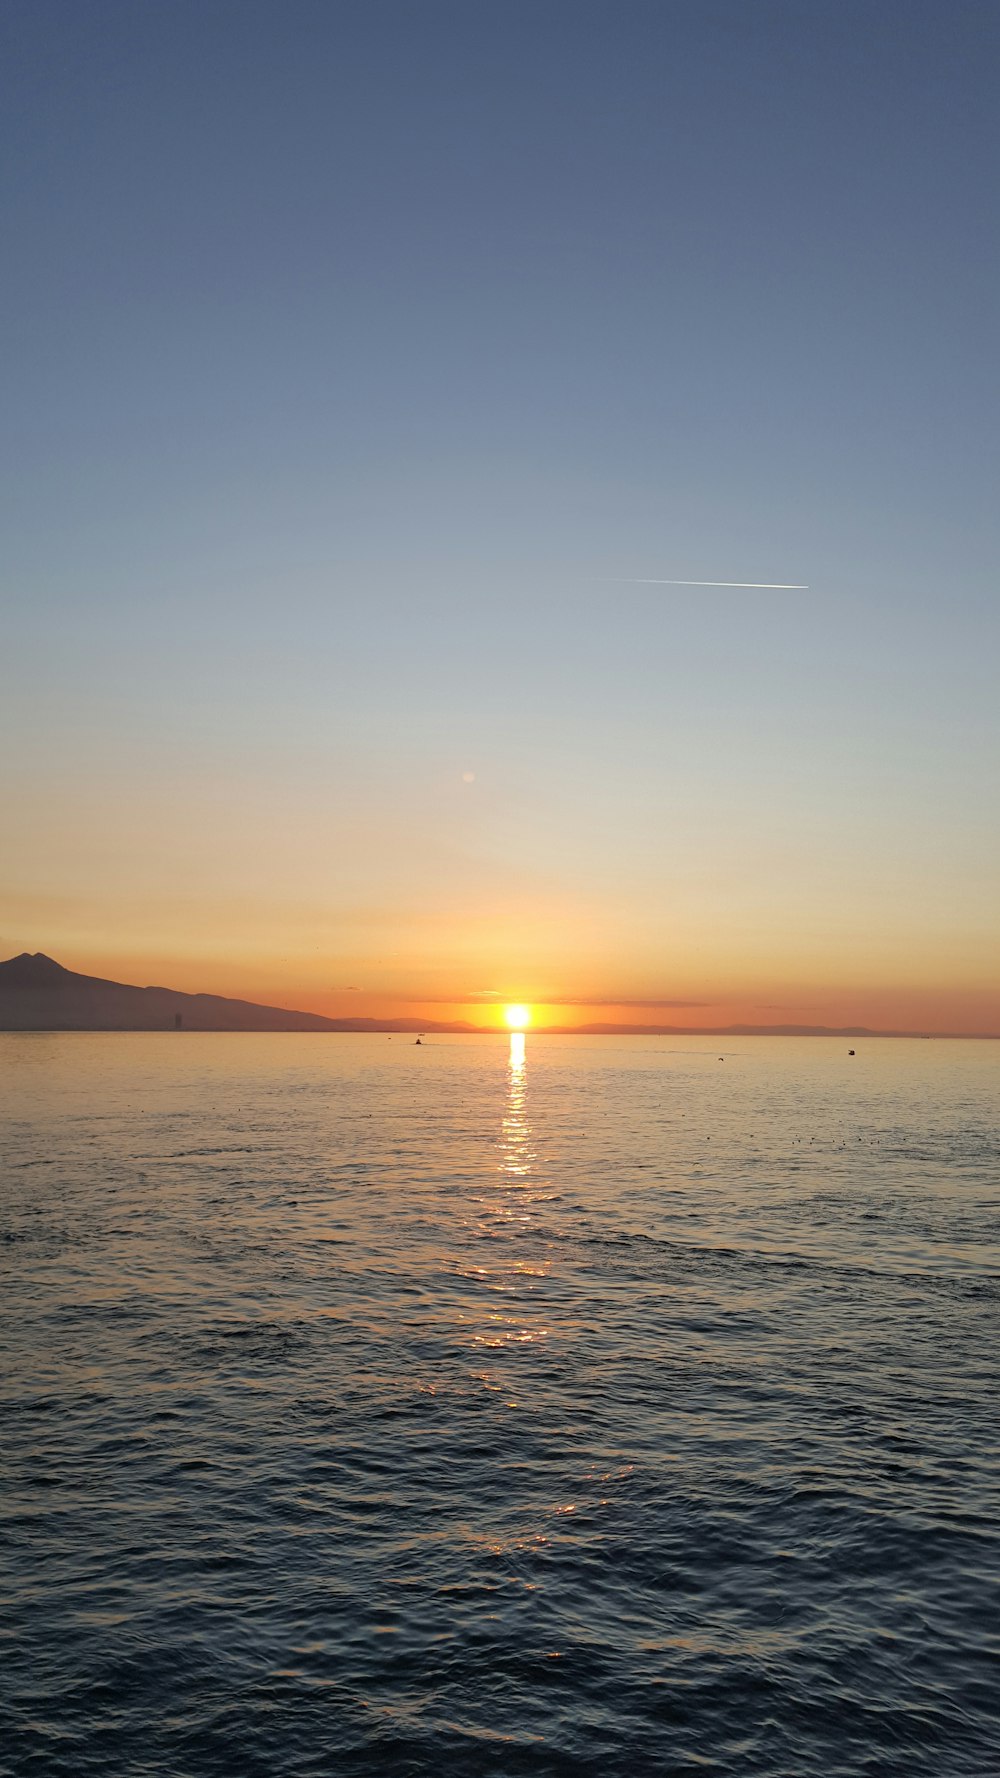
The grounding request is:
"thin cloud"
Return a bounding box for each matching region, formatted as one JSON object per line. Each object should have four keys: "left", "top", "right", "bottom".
{"left": 610, "top": 577, "right": 809, "bottom": 590}
{"left": 409, "top": 995, "right": 714, "bottom": 1008}
{"left": 541, "top": 997, "right": 715, "bottom": 1009}
{"left": 400, "top": 990, "right": 501, "bottom": 1004}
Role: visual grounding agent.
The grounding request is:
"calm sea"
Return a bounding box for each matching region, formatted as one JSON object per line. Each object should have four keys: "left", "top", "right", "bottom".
{"left": 2, "top": 1033, "right": 998, "bottom": 1776}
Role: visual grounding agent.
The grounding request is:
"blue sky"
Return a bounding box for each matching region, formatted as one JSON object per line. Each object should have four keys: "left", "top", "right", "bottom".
{"left": 2, "top": 1, "right": 998, "bottom": 1027}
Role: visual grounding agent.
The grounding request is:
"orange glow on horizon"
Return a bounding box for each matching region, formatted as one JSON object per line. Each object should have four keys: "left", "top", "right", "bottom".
{"left": 2, "top": 932, "right": 999, "bottom": 1036}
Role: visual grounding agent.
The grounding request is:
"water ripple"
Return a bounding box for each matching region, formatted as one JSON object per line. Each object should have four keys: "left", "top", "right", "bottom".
{"left": 1, "top": 1033, "right": 998, "bottom": 1775}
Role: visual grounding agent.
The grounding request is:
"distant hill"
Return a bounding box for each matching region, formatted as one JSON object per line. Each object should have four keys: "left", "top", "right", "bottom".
{"left": 0, "top": 953, "right": 473, "bottom": 1033}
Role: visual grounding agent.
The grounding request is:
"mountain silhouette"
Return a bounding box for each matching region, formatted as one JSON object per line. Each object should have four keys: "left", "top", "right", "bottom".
{"left": 0, "top": 953, "right": 467, "bottom": 1033}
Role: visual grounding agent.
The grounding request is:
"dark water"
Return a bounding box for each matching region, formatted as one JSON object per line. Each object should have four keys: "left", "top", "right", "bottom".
{"left": 2, "top": 1033, "right": 998, "bottom": 1777}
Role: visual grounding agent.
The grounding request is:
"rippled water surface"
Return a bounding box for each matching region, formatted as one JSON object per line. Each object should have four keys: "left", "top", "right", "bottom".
{"left": 2, "top": 1033, "right": 999, "bottom": 1776}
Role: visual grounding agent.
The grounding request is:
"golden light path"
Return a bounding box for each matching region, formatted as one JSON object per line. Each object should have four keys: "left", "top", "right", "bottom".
{"left": 504, "top": 1003, "right": 532, "bottom": 1030}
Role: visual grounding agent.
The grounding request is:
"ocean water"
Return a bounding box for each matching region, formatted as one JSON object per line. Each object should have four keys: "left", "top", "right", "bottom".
{"left": 1, "top": 1032, "right": 998, "bottom": 1777}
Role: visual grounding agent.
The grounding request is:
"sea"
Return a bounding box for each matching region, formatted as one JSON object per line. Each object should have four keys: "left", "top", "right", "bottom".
{"left": 1, "top": 1032, "right": 998, "bottom": 1777}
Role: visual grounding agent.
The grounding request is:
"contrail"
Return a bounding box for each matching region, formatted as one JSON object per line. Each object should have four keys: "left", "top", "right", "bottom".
{"left": 611, "top": 577, "right": 809, "bottom": 589}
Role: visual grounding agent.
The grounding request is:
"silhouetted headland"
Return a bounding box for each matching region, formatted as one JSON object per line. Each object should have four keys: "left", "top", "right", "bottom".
{"left": 0, "top": 953, "right": 468, "bottom": 1034}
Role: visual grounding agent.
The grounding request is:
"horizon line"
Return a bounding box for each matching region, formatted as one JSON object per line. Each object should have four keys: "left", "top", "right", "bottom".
{"left": 2, "top": 953, "right": 997, "bottom": 1040}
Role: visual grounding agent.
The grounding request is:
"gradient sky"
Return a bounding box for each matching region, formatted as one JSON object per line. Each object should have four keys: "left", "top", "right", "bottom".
{"left": 2, "top": 0, "right": 998, "bottom": 1031}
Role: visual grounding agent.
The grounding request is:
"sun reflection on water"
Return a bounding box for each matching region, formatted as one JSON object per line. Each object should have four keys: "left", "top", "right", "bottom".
{"left": 456, "top": 1033, "right": 550, "bottom": 1355}
{"left": 501, "top": 1031, "right": 532, "bottom": 1181}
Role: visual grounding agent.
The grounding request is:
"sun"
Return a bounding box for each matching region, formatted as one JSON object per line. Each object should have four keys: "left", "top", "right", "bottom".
{"left": 504, "top": 1003, "right": 532, "bottom": 1030}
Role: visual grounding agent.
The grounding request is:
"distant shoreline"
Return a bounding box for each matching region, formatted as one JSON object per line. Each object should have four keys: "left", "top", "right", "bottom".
{"left": 4, "top": 1025, "right": 999, "bottom": 1041}
{"left": 2, "top": 955, "right": 996, "bottom": 1039}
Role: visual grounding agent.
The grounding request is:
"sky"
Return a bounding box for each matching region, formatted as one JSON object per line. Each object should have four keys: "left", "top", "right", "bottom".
{"left": 2, "top": 0, "right": 998, "bottom": 1033}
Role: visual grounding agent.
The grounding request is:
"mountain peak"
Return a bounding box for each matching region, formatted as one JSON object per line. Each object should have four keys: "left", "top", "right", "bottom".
{"left": 0, "top": 951, "right": 70, "bottom": 983}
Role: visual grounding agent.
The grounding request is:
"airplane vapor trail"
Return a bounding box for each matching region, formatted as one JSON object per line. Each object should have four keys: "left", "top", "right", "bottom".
{"left": 612, "top": 577, "right": 810, "bottom": 589}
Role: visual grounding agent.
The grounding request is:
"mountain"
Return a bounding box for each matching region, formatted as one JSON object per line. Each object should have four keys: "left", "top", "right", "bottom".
{"left": 0, "top": 953, "right": 473, "bottom": 1033}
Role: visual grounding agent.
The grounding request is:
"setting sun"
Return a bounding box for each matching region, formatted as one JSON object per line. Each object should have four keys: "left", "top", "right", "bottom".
{"left": 504, "top": 1003, "right": 532, "bottom": 1030}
